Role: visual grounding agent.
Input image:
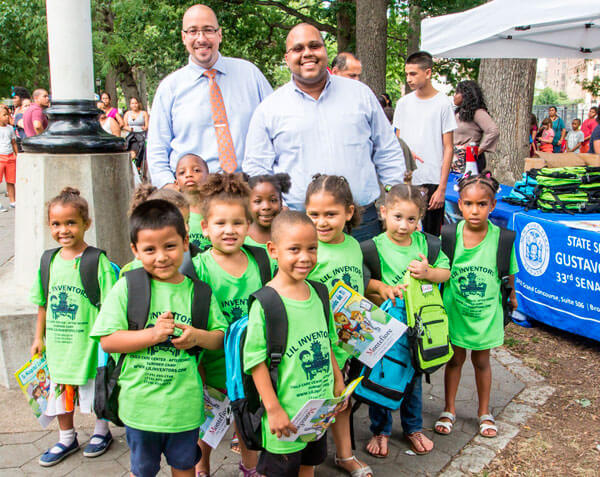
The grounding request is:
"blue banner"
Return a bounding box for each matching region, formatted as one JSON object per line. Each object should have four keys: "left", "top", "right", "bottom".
{"left": 514, "top": 214, "right": 600, "bottom": 342}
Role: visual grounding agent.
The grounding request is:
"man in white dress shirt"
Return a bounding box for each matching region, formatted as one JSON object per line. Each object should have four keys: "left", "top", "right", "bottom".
{"left": 243, "top": 23, "right": 405, "bottom": 241}
{"left": 147, "top": 4, "right": 272, "bottom": 188}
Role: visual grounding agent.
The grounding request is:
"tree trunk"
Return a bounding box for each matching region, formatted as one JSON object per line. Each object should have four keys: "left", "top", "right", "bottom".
{"left": 336, "top": 0, "right": 355, "bottom": 53}
{"left": 404, "top": 0, "right": 421, "bottom": 95}
{"left": 116, "top": 57, "right": 142, "bottom": 110}
{"left": 104, "top": 66, "right": 118, "bottom": 107}
{"left": 356, "top": 0, "right": 387, "bottom": 96}
{"left": 478, "top": 58, "right": 537, "bottom": 185}
{"left": 135, "top": 68, "right": 148, "bottom": 111}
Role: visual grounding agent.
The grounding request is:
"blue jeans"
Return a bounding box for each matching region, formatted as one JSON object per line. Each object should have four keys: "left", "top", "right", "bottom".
{"left": 351, "top": 203, "right": 382, "bottom": 242}
{"left": 368, "top": 374, "right": 422, "bottom": 436}
{"left": 553, "top": 144, "right": 562, "bottom": 153}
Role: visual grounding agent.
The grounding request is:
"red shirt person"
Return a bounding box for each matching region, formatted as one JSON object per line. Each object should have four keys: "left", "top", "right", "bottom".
{"left": 581, "top": 106, "right": 598, "bottom": 153}
{"left": 23, "top": 89, "right": 50, "bottom": 137}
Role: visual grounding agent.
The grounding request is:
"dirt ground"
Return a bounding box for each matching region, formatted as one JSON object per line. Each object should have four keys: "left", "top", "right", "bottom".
{"left": 482, "top": 321, "right": 600, "bottom": 476}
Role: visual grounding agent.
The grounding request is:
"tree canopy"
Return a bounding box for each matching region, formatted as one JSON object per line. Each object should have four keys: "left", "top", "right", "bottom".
{"left": 1, "top": 0, "right": 485, "bottom": 105}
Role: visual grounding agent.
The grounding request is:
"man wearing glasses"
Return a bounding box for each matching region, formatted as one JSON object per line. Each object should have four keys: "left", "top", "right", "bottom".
{"left": 147, "top": 4, "right": 272, "bottom": 188}
{"left": 244, "top": 23, "right": 406, "bottom": 241}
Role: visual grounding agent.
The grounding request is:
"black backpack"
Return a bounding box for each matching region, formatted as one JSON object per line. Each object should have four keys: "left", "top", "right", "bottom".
{"left": 229, "top": 281, "right": 331, "bottom": 451}
{"left": 180, "top": 244, "right": 272, "bottom": 286}
{"left": 440, "top": 223, "right": 516, "bottom": 327}
{"left": 94, "top": 267, "right": 213, "bottom": 426}
{"left": 40, "top": 246, "right": 108, "bottom": 309}
{"left": 360, "top": 233, "right": 442, "bottom": 287}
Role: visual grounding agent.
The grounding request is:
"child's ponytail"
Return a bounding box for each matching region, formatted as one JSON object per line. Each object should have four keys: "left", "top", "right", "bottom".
{"left": 47, "top": 187, "right": 90, "bottom": 223}
{"left": 129, "top": 184, "right": 189, "bottom": 216}
{"left": 457, "top": 170, "right": 500, "bottom": 198}
{"left": 305, "top": 174, "right": 362, "bottom": 232}
{"left": 199, "top": 173, "right": 251, "bottom": 220}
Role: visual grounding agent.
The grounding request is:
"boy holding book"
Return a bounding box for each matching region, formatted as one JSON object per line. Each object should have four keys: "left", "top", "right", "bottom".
{"left": 91, "top": 200, "right": 227, "bottom": 477}
{"left": 243, "top": 210, "right": 345, "bottom": 477}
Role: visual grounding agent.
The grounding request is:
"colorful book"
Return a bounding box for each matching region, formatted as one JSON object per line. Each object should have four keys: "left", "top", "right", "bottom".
{"left": 279, "top": 377, "right": 363, "bottom": 443}
{"left": 14, "top": 353, "right": 54, "bottom": 428}
{"left": 329, "top": 281, "right": 408, "bottom": 368}
{"left": 199, "top": 386, "right": 232, "bottom": 449}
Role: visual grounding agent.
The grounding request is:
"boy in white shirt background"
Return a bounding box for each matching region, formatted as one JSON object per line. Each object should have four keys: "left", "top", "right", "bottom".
{"left": 393, "top": 51, "right": 456, "bottom": 235}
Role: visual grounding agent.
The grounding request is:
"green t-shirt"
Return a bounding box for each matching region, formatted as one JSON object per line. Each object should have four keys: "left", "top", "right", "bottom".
{"left": 244, "top": 235, "right": 278, "bottom": 271}
{"left": 193, "top": 248, "right": 265, "bottom": 389}
{"left": 119, "top": 258, "right": 142, "bottom": 278}
{"left": 29, "top": 251, "right": 117, "bottom": 385}
{"left": 308, "top": 233, "right": 364, "bottom": 367}
{"left": 442, "top": 221, "right": 518, "bottom": 350}
{"left": 372, "top": 231, "right": 450, "bottom": 286}
{"left": 243, "top": 286, "right": 337, "bottom": 454}
{"left": 189, "top": 212, "right": 212, "bottom": 252}
{"left": 90, "top": 277, "right": 228, "bottom": 432}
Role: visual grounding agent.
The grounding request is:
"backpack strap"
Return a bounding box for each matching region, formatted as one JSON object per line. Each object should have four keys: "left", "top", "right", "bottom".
{"left": 79, "top": 246, "right": 105, "bottom": 309}
{"left": 497, "top": 228, "right": 516, "bottom": 326}
{"left": 179, "top": 248, "right": 199, "bottom": 280}
{"left": 440, "top": 223, "right": 458, "bottom": 267}
{"left": 243, "top": 244, "right": 272, "bottom": 286}
{"left": 124, "top": 268, "right": 152, "bottom": 330}
{"left": 187, "top": 276, "right": 213, "bottom": 356}
{"left": 249, "top": 286, "right": 288, "bottom": 388}
{"left": 307, "top": 280, "right": 331, "bottom": 327}
{"left": 40, "top": 247, "right": 61, "bottom": 307}
{"left": 423, "top": 233, "right": 441, "bottom": 265}
{"left": 360, "top": 239, "right": 381, "bottom": 281}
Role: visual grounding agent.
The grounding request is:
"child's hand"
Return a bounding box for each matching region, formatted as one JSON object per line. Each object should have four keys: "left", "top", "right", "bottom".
{"left": 171, "top": 324, "right": 199, "bottom": 350}
{"left": 333, "top": 380, "right": 348, "bottom": 413}
{"left": 408, "top": 254, "right": 430, "bottom": 279}
{"left": 510, "top": 295, "right": 518, "bottom": 311}
{"left": 30, "top": 338, "right": 44, "bottom": 357}
{"left": 266, "top": 404, "right": 297, "bottom": 438}
{"left": 152, "top": 312, "right": 175, "bottom": 344}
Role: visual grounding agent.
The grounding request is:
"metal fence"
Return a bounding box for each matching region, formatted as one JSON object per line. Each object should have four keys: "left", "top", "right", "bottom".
{"left": 532, "top": 104, "right": 590, "bottom": 131}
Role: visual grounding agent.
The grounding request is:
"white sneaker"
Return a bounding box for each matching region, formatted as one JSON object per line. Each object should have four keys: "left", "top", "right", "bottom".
{"left": 9, "top": 202, "right": 15, "bottom": 208}
{"left": 0, "top": 205, "right": 7, "bottom": 213}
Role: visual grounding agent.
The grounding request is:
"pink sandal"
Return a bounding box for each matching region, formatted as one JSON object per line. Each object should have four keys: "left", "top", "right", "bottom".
{"left": 239, "top": 462, "right": 261, "bottom": 477}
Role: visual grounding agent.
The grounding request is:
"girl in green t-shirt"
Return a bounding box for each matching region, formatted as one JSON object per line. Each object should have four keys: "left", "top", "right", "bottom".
{"left": 435, "top": 172, "right": 518, "bottom": 440}
{"left": 304, "top": 174, "right": 380, "bottom": 477}
{"left": 245, "top": 173, "right": 290, "bottom": 256}
{"left": 175, "top": 153, "right": 212, "bottom": 252}
{"left": 365, "top": 184, "right": 450, "bottom": 459}
{"left": 120, "top": 184, "right": 191, "bottom": 277}
{"left": 192, "top": 173, "right": 266, "bottom": 477}
{"left": 29, "top": 187, "right": 117, "bottom": 466}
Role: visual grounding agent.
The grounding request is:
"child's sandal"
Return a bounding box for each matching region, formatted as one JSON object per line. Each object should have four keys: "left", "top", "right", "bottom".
{"left": 434, "top": 411, "right": 456, "bottom": 435}
{"left": 478, "top": 414, "right": 497, "bottom": 438}
{"left": 334, "top": 454, "right": 374, "bottom": 477}
{"left": 239, "top": 462, "right": 261, "bottom": 477}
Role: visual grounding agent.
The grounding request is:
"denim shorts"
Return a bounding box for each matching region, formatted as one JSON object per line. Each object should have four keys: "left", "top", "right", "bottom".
{"left": 125, "top": 426, "right": 201, "bottom": 477}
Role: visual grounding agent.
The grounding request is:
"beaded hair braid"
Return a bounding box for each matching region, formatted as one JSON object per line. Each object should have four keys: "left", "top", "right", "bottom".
{"left": 457, "top": 170, "right": 500, "bottom": 197}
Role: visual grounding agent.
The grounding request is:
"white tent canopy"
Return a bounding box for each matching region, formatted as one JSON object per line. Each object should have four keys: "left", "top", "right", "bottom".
{"left": 421, "top": 0, "right": 600, "bottom": 58}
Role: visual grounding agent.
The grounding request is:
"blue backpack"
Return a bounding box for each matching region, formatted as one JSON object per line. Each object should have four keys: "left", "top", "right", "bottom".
{"left": 225, "top": 281, "right": 331, "bottom": 451}
{"left": 352, "top": 299, "right": 415, "bottom": 411}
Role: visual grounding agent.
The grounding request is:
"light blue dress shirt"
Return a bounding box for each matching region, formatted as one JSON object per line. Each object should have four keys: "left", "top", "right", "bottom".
{"left": 147, "top": 54, "right": 273, "bottom": 188}
{"left": 243, "top": 74, "right": 406, "bottom": 210}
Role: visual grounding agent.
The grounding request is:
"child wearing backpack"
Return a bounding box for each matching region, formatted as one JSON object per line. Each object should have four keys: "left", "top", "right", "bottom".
{"left": 174, "top": 153, "right": 212, "bottom": 252}
{"left": 119, "top": 185, "right": 190, "bottom": 276}
{"left": 244, "top": 210, "right": 346, "bottom": 477}
{"left": 364, "top": 184, "right": 450, "bottom": 458}
{"left": 29, "top": 187, "right": 117, "bottom": 466}
{"left": 91, "top": 199, "right": 227, "bottom": 477}
{"left": 305, "top": 173, "right": 400, "bottom": 477}
{"left": 435, "top": 172, "right": 518, "bottom": 439}
{"left": 246, "top": 173, "right": 291, "bottom": 254}
{"left": 192, "top": 173, "right": 273, "bottom": 477}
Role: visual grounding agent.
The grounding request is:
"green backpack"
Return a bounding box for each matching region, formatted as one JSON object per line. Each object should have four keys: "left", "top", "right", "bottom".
{"left": 533, "top": 167, "right": 600, "bottom": 213}
{"left": 402, "top": 270, "right": 453, "bottom": 377}
{"left": 361, "top": 234, "right": 453, "bottom": 377}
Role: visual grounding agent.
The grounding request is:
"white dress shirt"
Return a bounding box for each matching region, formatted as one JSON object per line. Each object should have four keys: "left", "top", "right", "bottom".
{"left": 147, "top": 54, "right": 273, "bottom": 188}
{"left": 243, "top": 74, "right": 406, "bottom": 210}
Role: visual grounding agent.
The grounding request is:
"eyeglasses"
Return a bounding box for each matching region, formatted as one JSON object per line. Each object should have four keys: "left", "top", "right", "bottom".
{"left": 183, "top": 27, "right": 220, "bottom": 38}
{"left": 287, "top": 41, "right": 325, "bottom": 54}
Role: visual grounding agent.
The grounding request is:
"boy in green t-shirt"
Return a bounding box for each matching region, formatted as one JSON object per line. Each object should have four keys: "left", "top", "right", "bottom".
{"left": 91, "top": 200, "right": 227, "bottom": 477}
{"left": 243, "top": 211, "right": 345, "bottom": 477}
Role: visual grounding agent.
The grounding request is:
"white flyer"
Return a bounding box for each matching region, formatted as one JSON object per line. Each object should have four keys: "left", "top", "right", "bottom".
{"left": 199, "top": 386, "right": 232, "bottom": 449}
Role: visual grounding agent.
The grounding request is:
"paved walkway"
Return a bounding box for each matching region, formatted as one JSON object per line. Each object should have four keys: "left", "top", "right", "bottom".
{"left": 0, "top": 360, "right": 525, "bottom": 476}
{"left": 0, "top": 195, "right": 543, "bottom": 476}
